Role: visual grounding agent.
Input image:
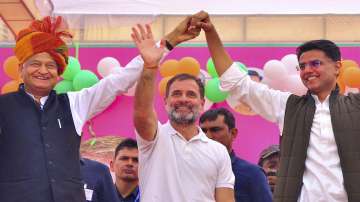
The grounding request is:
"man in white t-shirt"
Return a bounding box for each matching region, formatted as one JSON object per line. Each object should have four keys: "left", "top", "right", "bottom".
{"left": 131, "top": 19, "right": 235, "bottom": 202}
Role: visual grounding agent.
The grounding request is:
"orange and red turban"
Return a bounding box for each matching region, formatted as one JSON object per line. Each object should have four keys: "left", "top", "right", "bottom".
{"left": 14, "top": 16, "right": 72, "bottom": 75}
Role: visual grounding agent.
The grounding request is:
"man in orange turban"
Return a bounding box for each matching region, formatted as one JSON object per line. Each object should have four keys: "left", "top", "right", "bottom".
{"left": 0, "top": 15, "right": 202, "bottom": 202}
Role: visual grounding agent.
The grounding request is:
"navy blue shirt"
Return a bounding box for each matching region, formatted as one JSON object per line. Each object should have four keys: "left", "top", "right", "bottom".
{"left": 230, "top": 151, "right": 272, "bottom": 202}
{"left": 80, "top": 158, "right": 119, "bottom": 202}
{"left": 116, "top": 186, "right": 140, "bottom": 202}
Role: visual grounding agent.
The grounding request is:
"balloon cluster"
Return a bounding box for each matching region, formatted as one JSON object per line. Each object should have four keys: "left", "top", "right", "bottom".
{"left": 206, "top": 59, "right": 249, "bottom": 102}
{"left": 338, "top": 60, "right": 360, "bottom": 94}
{"left": 262, "top": 54, "right": 307, "bottom": 96}
{"left": 1, "top": 56, "right": 22, "bottom": 94}
{"left": 54, "top": 56, "right": 99, "bottom": 94}
{"left": 158, "top": 57, "right": 201, "bottom": 96}
{"left": 159, "top": 57, "right": 213, "bottom": 110}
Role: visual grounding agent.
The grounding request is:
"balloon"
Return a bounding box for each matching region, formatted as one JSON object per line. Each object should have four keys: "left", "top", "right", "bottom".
{"left": 3, "top": 56, "right": 20, "bottom": 79}
{"left": 206, "top": 58, "right": 218, "bottom": 78}
{"left": 54, "top": 80, "right": 74, "bottom": 94}
{"left": 281, "top": 54, "right": 299, "bottom": 75}
{"left": 286, "top": 75, "right": 307, "bottom": 96}
{"left": 198, "top": 69, "right": 211, "bottom": 84}
{"left": 73, "top": 70, "right": 99, "bottom": 91}
{"left": 205, "top": 78, "right": 228, "bottom": 103}
{"left": 1, "top": 80, "right": 21, "bottom": 94}
{"left": 158, "top": 76, "right": 173, "bottom": 96}
{"left": 177, "top": 57, "right": 200, "bottom": 76}
{"left": 343, "top": 67, "right": 360, "bottom": 88}
{"left": 97, "top": 57, "right": 121, "bottom": 78}
{"left": 341, "top": 60, "right": 358, "bottom": 68}
{"left": 263, "top": 60, "right": 287, "bottom": 80}
{"left": 62, "top": 56, "right": 81, "bottom": 80}
{"left": 124, "top": 82, "right": 137, "bottom": 96}
{"left": 109, "top": 66, "right": 123, "bottom": 74}
{"left": 160, "top": 60, "right": 179, "bottom": 77}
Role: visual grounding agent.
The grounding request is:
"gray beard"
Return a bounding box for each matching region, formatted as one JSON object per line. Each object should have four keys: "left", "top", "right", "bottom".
{"left": 167, "top": 107, "right": 200, "bottom": 125}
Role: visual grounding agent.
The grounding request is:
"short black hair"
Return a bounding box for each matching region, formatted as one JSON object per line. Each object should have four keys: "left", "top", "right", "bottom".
{"left": 114, "top": 138, "right": 138, "bottom": 157}
{"left": 199, "top": 107, "right": 235, "bottom": 129}
{"left": 165, "top": 73, "right": 205, "bottom": 99}
{"left": 296, "top": 39, "right": 341, "bottom": 62}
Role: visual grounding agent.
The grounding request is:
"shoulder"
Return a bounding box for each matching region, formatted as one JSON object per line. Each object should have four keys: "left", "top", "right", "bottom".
{"left": 232, "top": 156, "right": 265, "bottom": 177}
{"left": 81, "top": 158, "right": 109, "bottom": 172}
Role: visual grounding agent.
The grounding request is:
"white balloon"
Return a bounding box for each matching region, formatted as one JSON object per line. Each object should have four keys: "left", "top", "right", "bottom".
{"left": 97, "top": 57, "right": 121, "bottom": 78}
{"left": 281, "top": 54, "right": 299, "bottom": 75}
{"left": 286, "top": 75, "right": 307, "bottom": 96}
{"left": 109, "top": 66, "right": 123, "bottom": 75}
{"left": 263, "top": 60, "right": 287, "bottom": 80}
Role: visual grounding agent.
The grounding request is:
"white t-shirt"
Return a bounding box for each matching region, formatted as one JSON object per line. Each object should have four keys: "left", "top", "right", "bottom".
{"left": 136, "top": 121, "right": 235, "bottom": 202}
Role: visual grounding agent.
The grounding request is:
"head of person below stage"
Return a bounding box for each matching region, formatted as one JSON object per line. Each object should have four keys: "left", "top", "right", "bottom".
{"left": 14, "top": 16, "right": 72, "bottom": 97}
{"left": 164, "top": 73, "right": 205, "bottom": 125}
{"left": 296, "top": 39, "right": 341, "bottom": 98}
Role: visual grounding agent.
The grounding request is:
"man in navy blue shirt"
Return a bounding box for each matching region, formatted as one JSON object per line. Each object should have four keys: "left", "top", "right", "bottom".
{"left": 81, "top": 158, "right": 119, "bottom": 202}
{"left": 110, "top": 138, "right": 140, "bottom": 202}
{"left": 200, "top": 108, "right": 272, "bottom": 202}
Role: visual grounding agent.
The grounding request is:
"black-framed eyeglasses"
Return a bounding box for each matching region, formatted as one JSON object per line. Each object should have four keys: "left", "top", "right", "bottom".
{"left": 296, "top": 59, "right": 323, "bottom": 71}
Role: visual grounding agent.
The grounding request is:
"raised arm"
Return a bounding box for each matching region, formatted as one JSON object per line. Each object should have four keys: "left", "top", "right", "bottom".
{"left": 192, "top": 11, "right": 233, "bottom": 76}
{"left": 133, "top": 24, "right": 165, "bottom": 141}
{"left": 194, "top": 11, "right": 291, "bottom": 128}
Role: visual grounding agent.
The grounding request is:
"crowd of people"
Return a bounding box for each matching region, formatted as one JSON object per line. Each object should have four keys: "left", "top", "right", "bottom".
{"left": 0, "top": 10, "right": 359, "bottom": 202}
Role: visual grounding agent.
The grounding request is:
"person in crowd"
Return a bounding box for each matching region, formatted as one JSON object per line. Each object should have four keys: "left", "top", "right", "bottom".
{"left": 200, "top": 107, "right": 272, "bottom": 202}
{"left": 110, "top": 138, "right": 140, "bottom": 202}
{"left": 258, "top": 144, "right": 280, "bottom": 193}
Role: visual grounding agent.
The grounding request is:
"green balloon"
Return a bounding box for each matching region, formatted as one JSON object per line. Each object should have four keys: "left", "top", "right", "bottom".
{"left": 206, "top": 58, "right": 219, "bottom": 78}
{"left": 73, "top": 70, "right": 99, "bottom": 91}
{"left": 62, "top": 56, "right": 81, "bottom": 80}
{"left": 205, "top": 78, "right": 229, "bottom": 103}
{"left": 54, "top": 80, "right": 74, "bottom": 94}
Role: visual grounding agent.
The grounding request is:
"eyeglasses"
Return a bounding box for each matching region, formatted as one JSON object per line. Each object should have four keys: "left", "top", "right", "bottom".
{"left": 201, "top": 127, "right": 223, "bottom": 133}
{"left": 296, "top": 59, "right": 323, "bottom": 71}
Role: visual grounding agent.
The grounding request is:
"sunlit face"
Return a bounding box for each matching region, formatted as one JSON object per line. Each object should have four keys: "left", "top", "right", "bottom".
{"left": 299, "top": 50, "right": 340, "bottom": 94}
{"left": 19, "top": 52, "right": 59, "bottom": 96}
{"left": 165, "top": 79, "right": 204, "bottom": 125}
{"left": 110, "top": 148, "right": 139, "bottom": 182}
{"left": 200, "top": 115, "right": 236, "bottom": 152}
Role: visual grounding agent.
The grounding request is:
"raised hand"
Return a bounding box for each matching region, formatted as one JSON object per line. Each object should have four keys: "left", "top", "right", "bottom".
{"left": 190, "top": 11, "right": 214, "bottom": 33}
{"left": 131, "top": 24, "right": 165, "bottom": 69}
{"left": 164, "top": 16, "right": 201, "bottom": 47}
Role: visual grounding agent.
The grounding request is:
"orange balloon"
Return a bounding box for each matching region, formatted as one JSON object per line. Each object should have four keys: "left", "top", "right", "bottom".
{"left": 160, "top": 60, "right": 179, "bottom": 77}
{"left": 343, "top": 67, "right": 360, "bottom": 88}
{"left": 1, "top": 80, "right": 21, "bottom": 94}
{"left": 158, "top": 76, "right": 173, "bottom": 97}
{"left": 341, "top": 60, "right": 358, "bottom": 69}
{"left": 3, "top": 56, "right": 20, "bottom": 79}
{"left": 177, "top": 57, "right": 200, "bottom": 76}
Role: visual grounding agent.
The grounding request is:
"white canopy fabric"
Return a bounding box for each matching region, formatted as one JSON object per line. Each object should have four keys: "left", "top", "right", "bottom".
{"left": 51, "top": 0, "right": 360, "bottom": 15}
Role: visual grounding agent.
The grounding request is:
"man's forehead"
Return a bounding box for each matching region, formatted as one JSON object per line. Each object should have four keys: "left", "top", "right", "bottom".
{"left": 26, "top": 52, "right": 56, "bottom": 63}
{"left": 200, "top": 115, "right": 226, "bottom": 126}
{"left": 169, "top": 79, "right": 200, "bottom": 91}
